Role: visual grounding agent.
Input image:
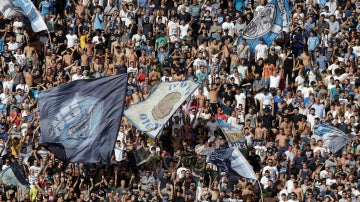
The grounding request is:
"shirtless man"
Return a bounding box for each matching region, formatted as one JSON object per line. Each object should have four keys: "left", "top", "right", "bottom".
{"left": 209, "top": 181, "right": 220, "bottom": 202}
{"left": 104, "top": 57, "right": 115, "bottom": 76}
{"left": 275, "top": 129, "right": 289, "bottom": 148}
{"left": 254, "top": 121, "right": 267, "bottom": 140}
{"left": 126, "top": 49, "right": 138, "bottom": 68}
{"left": 75, "top": 0, "right": 86, "bottom": 19}
{"left": 80, "top": 50, "right": 90, "bottom": 71}
{"left": 148, "top": 66, "right": 161, "bottom": 86}
{"left": 84, "top": 38, "right": 95, "bottom": 57}
{"left": 130, "top": 91, "right": 141, "bottom": 105}
{"left": 172, "top": 69, "right": 186, "bottom": 81}
{"left": 23, "top": 42, "right": 36, "bottom": 59}
{"left": 113, "top": 46, "right": 126, "bottom": 65}
{"left": 111, "top": 35, "right": 122, "bottom": 54}
{"left": 91, "top": 57, "right": 103, "bottom": 73}
{"left": 280, "top": 116, "right": 294, "bottom": 136}
{"left": 46, "top": 52, "right": 62, "bottom": 67}
{"left": 206, "top": 79, "right": 221, "bottom": 114}
{"left": 297, "top": 116, "right": 311, "bottom": 140}
{"left": 300, "top": 50, "right": 313, "bottom": 72}
{"left": 195, "top": 87, "right": 207, "bottom": 109}
{"left": 62, "top": 48, "right": 74, "bottom": 67}
{"left": 291, "top": 182, "right": 304, "bottom": 201}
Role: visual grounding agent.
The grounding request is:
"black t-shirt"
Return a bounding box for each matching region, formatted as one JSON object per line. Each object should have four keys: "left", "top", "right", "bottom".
{"left": 223, "top": 92, "right": 235, "bottom": 103}
{"left": 261, "top": 115, "right": 275, "bottom": 129}
{"left": 254, "top": 63, "right": 263, "bottom": 75}
{"left": 283, "top": 54, "right": 294, "bottom": 71}
{"left": 178, "top": 12, "right": 192, "bottom": 23}
{"left": 268, "top": 53, "right": 278, "bottom": 66}
{"left": 1, "top": 51, "right": 12, "bottom": 64}
{"left": 248, "top": 154, "right": 261, "bottom": 172}
{"left": 266, "top": 146, "right": 278, "bottom": 156}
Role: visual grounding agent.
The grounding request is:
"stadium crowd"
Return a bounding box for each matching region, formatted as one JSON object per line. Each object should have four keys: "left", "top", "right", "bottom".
{"left": 0, "top": 0, "right": 360, "bottom": 201}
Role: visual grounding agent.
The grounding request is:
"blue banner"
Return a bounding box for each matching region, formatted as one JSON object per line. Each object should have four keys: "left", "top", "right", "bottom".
{"left": 14, "top": 0, "right": 48, "bottom": 32}
{"left": 315, "top": 124, "right": 354, "bottom": 154}
{"left": 39, "top": 74, "right": 128, "bottom": 163}
{"left": 242, "top": 0, "right": 290, "bottom": 54}
{"left": 216, "top": 119, "right": 246, "bottom": 149}
{"left": 210, "top": 148, "right": 257, "bottom": 180}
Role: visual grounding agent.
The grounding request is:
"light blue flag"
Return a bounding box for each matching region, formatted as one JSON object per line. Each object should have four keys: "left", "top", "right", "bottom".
{"left": 0, "top": 164, "right": 29, "bottom": 196}
{"left": 124, "top": 81, "right": 199, "bottom": 139}
{"left": 0, "top": 0, "right": 24, "bottom": 19}
{"left": 315, "top": 124, "right": 353, "bottom": 154}
{"left": 216, "top": 119, "right": 246, "bottom": 149}
{"left": 39, "top": 74, "right": 128, "bottom": 163}
{"left": 210, "top": 148, "right": 257, "bottom": 180}
{"left": 242, "top": 0, "right": 290, "bottom": 54}
{"left": 14, "top": 0, "right": 48, "bottom": 32}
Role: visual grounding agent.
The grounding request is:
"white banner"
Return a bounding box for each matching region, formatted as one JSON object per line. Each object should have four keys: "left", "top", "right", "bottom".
{"left": 14, "top": 0, "right": 47, "bottom": 32}
{"left": 125, "top": 81, "right": 199, "bottom": 139}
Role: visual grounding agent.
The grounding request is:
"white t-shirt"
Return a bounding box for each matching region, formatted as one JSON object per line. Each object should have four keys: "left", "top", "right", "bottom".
{"left": 235, "top": 93, "right": 246, "bottom": 108}
{"left": 66, "top": 34, "right": 78, "bottom": 48}
{"left": 222, "top": 22, "right": 235, "bottom": 36}
{"left": 168, "top": 21, "right": 179, "bottom": 36}
{"left": 352, "top": 45, "right": 360, "bottom": 57}
{"left": 179, "top": 24, "right": 190, "bottom": 39}
{"left": 269, "top": 75, "right": 281, "bottom": 89}
{"left": 295, "top": 76, "right": 305, "bottom": 91}
{"left": 255, "top": 44, "right": 268, "bottom": 61}
{"left": 301, "top": 86, "right": 314, "bottom": 98}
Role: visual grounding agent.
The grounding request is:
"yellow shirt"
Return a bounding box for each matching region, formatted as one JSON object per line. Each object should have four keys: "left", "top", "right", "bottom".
{"left": 80, "top": 34, "right": 88, "bottom": 49}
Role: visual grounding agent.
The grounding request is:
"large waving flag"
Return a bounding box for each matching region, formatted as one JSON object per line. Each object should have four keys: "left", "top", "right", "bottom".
{"left": 0, "top": 1, "right": 24, "bottom": 19}
{"left": 39, "top": 74, "right": 128, "bottom": 163}
{"left": 124, "top": 81, "right": 199, "bottom": 139}
{"left": 210, "top": 148, "right": 257, "bottom": 180}
{"left": 242, "top": 0, "right": 290, "bottom": 54}
{"left": 216, "top": 119, "right": 247, "bottom": 149}
{"left": 0, "top": 164, "right": 29, "bottom": 196}
{"left": 13, "top": 0, "right": 48, "bottom": 32}
{"left": 315, "top": 124, "right": 353, "bottom": 154}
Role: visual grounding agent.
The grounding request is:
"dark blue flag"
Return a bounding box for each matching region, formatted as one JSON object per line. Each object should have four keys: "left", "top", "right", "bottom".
{"left": 39, "top": 75, "right": 128, "bottom": 163}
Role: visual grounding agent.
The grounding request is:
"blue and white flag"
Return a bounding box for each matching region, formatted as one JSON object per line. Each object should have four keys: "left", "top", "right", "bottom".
{"left": 124, "top": 81, "right": 199, "bottom": 139}
{"left": 210, "top": 148, "right": 257, "bottom": 180}
{"left": 242, "top": 0, "right": 290, "bottom": 54}
{"left": 0, "top": 0, "right": 24, "bottom": 19}
{"left": 216, "top": 119, "right": 246, "bottom": 149}
{"left": 0, "top": 164, "right": 29, "bottom": 195}
{"left": 14, "top": 0, "right": 47, "bottom": 32}
{"left": 315, "top": 124, "right": 353, "bottom": 154}
{"left": 39, "top": 74, "right": 128, "bottom": 163}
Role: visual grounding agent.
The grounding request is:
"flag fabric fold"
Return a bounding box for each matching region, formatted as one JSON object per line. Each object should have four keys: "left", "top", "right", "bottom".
{"left": 133, "top": 147, "right": 151, "bottom": 166}
{"left": 14, "top": 0, "right": 48, "bottom": 32}
{"left": 315, "top": 124, "right": 353, "bottom": 154}
{"left": 0, "top": 164, "right": 29, "bottom": 195}
{"left": 242, "top": 0, "right": 290, "bottom": 54}
{"left": 216, "top": 119, "right": 247, "bottom": 149}
{"left": 210, "top": 148, "right": 257, "bottom": 180}
{"left": 124, "top": 81, "right": 199, "bottom": 139}
{"left": 39, "top": 74, "right": 128, "bottom": 163}
{"left": 0, "top": 1, "right": 24, "bottom": 19}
